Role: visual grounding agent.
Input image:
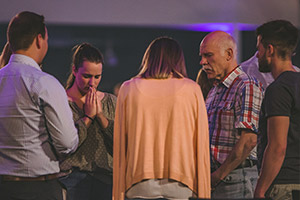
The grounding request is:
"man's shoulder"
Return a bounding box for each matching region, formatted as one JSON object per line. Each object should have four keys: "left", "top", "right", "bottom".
{"left": 271, "top": 71, "right": 300, "bottom": 89}
{"left": 225, "top": 67, "right": 263, "bottom": 96}
{"left": 234, "top": 67, "right": 260, "bottom": 86}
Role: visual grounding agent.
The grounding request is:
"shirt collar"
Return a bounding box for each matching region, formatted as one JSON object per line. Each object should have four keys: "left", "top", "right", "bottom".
{"left": 9, "top": 54, "right": 41, "bottom": 71}
{"left": 221, "top": 65, "right": 241, "bottom": 88}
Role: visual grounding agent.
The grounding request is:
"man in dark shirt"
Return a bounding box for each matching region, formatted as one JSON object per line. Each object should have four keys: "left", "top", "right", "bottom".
{"left": 254, "top": 20, "right": 300, "bottom": 199}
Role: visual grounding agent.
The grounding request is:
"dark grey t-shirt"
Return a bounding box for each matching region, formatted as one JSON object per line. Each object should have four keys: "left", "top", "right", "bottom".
{"left": 258, "top": 71, "right": 300, "bottom": 184}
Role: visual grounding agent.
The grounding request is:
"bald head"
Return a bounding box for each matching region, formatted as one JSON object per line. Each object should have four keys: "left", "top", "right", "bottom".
{"left": 199, "top": 31, "right": 238, "bottom": 80}
{"left": 201, "top": 31, "right": 237, "bottom": 59}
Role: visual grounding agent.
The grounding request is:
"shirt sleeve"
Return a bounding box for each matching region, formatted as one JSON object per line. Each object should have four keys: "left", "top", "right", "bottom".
{"left": 97, "top": 93, "right": 117, "bottom": 156}
{"left": 36, "top": 75, "right": 79, "bottom": 155}
{"left": 264, "top": 83, "right": 292, "bottom": 117}
{"left": 235, "top": 80, "right": 263, "bottom": 133}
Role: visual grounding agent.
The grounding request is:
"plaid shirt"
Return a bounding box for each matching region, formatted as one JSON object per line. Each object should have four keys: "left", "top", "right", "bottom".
{"left": 206, "top": 66, "right": 263, "bottom": 166}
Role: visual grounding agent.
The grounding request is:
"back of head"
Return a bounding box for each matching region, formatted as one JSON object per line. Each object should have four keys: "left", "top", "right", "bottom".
{"left": 7, "top": 11, "right": 45, "bottom": 52}
{"left": 256, "top": 20, "right": 299, "bottom": 59}
{"left": 66, "top": 43, "right": 104, "bottom": 89}
{"left": 138, "top": 36, "right": 187, "bottom": 79}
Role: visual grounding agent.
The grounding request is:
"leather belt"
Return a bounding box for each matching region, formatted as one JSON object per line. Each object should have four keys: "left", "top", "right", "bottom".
{"left": 1, "top": 173, "right": 61, "bottom": 182}
{"left": 235, "top": 159, "right": 257, "bottom": 169}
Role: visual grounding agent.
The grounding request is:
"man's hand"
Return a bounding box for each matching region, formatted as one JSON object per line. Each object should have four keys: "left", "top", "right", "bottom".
{"left": 211, "top": 170, "right": 222, "bottom": 188}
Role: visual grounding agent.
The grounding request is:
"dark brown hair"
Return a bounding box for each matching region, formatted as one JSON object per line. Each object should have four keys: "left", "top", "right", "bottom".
{"left": 7, "top": 11, "right": 46, "bottom": 52}
{"left": 256, "top": 20, "right": 299, "bottom": 59}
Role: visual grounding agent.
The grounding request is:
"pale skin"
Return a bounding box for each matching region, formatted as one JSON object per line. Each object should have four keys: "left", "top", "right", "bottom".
{"left": 199, "top": 31, "right": 257, "bottom": 189}
{"left": 67, "top": 61, "right": 109, "bottom": 129}
{"left": 254, "top": 36, "right": 295, "bottom": 198}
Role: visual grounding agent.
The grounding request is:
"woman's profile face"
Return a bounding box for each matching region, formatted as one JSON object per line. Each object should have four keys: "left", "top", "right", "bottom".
{"left": 73, "top": 61, "right": 103, "bottom": 95}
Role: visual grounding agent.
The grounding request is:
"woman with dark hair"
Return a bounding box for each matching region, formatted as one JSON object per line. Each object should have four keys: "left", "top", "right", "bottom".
{"left": 113, "top": 37, "right": 211, "bottom": 200}
{"left": 59, "top": 43, "right": 116, "bottom": 200}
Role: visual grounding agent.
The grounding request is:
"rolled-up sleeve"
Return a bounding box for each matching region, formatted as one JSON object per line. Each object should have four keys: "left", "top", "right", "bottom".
{"left": 235, "top": 81, "right": 263, "bottom": 133}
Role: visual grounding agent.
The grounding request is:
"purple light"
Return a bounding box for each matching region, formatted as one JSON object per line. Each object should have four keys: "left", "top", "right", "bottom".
{"left": 178, "top": 23, "right": 258, "bottom": 33}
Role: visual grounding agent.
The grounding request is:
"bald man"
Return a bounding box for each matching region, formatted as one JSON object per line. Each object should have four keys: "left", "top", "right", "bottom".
{"left": 199, "top": 31, "right": 264, "bottom": 198}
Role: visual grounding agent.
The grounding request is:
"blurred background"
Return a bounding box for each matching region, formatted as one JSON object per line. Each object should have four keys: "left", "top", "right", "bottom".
{"left": 0, "top": 0, "right": 299, "bottom": 93}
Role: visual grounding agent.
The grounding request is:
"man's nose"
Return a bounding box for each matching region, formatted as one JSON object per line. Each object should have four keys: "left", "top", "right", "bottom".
{"left": 200, "top": 57, "right": 206, "bottom": 65}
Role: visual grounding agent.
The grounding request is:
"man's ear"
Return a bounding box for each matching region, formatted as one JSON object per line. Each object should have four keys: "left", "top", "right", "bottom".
{"left": 266, "top": 44, "right": 275, "bottom": 57}
{"left": 36, "top": 34, "right": 43, "bottom": 49}
{"left": 226, "top": 48, "right": 234, "bottom": 61}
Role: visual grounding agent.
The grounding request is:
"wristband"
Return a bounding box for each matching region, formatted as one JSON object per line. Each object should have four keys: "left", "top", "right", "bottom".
{"left": 84, "top": 114, "right": 94, "bottom": 121}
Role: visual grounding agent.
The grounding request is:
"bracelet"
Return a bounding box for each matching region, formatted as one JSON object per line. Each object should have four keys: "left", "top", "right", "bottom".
{"left": 84, "top": 114, "right": 94, "bottom": 121}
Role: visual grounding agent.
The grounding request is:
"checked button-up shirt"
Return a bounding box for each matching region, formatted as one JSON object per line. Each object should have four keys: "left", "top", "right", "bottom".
{"left": 205, "top": 66, "right": 263, "bottom": 167}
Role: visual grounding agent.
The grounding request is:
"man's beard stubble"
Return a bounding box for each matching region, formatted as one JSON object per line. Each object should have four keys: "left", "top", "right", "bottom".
{"left": 258, "top": 55, "right": 271, "bottom": 73}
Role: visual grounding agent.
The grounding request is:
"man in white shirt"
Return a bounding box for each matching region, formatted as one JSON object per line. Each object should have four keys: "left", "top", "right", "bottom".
{"left": 0, "top": 11, "right": 78, "bottom": 200}
{"left": 241, "top": 51, "right": 300, "bottom": 90}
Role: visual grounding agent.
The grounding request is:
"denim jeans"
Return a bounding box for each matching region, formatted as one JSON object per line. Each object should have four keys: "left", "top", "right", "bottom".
{"left": 266, "top": 184, "right": 300, "bottom": 200}
{"left": 59, "top": 170, "right": 112, "bottom": 200}
{"left": 211, "top": 165, "right": 258, "bottom": 199}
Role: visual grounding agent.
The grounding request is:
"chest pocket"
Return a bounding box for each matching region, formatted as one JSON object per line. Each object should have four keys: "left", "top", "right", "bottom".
{"left": 217, "top": 100, "right": 235, "bottom": 132}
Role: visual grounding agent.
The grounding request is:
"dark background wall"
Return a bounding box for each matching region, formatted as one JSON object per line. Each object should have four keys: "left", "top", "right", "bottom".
{"left": 1, "top": 24, "right": 299, "bottom": 93}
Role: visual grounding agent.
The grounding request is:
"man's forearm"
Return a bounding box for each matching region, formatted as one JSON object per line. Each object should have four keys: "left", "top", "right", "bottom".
{"left": 212, "top": 131, "right": 257, "bottom": 187}
{"left": 254, "top": 116, "right": 289, "bottom": 197}
{"left": 254, "top": 145, "right": 285, "bottom": 197}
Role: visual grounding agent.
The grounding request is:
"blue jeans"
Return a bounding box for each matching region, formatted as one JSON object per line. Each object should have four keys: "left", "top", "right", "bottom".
{"left": 59, "top": 170, "right": 112, "bottom": 200}
{"left": 211, "top": 165, "right": 258, "bottom": 199}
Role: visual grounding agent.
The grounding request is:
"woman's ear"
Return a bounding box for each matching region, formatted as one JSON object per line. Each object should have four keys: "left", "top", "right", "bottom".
{"left": 72, "top": 65, "right": 76, "bottom": 76}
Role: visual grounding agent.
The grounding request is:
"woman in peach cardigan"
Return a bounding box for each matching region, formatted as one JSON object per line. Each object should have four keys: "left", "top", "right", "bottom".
{"left": 113, "top": 37, "right": 210, "bottom": 200}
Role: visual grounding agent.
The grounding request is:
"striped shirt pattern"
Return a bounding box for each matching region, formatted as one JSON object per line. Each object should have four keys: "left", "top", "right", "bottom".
{"left": 205, "top": 66, "right": 263, "bottom": 165}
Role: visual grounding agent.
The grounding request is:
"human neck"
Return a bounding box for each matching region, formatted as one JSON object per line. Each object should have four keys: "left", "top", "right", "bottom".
{"left": 14, "top": 46, "right": 41, "bottom": 65}
{"left": 67, "top": 85, "right": 86, "bottom": 101}
{"left": 271, "top": 58, "right": 294, "bottom": 79}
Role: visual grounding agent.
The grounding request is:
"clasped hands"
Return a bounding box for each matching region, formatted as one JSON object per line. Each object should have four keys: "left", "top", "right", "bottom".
{"left": 83, "top": 87, "right": 103, "bottom": 120}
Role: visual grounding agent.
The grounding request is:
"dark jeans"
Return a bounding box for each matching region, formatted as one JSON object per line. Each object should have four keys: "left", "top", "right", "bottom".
{"left": 59, "top": 170, "right": 112, "bottom": 200}
{"left": 0, "top": 178, "right": 63, "bottom": 200}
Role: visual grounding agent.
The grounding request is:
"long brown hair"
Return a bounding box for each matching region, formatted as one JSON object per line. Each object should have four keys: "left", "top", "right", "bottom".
{"left": 137, "top": 36, "right": 187, "bottom": 79}
{"left": 65, "top": 43, "right": 104, "bottom": 89}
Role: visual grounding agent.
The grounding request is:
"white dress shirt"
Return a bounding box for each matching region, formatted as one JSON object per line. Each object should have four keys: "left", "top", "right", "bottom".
{"left": 0, "top": 54, "right": 78, "bottom": 177}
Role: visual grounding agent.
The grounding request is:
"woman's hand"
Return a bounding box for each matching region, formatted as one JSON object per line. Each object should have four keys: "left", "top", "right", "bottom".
{"left": 96, "top": 92, "right": 103, "bottom": 115}
{"left": 95, "top": 92, "right": 109, "bottom": 128}
{"left": 83, "top": 87, "right": 97, "bottom": 119}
